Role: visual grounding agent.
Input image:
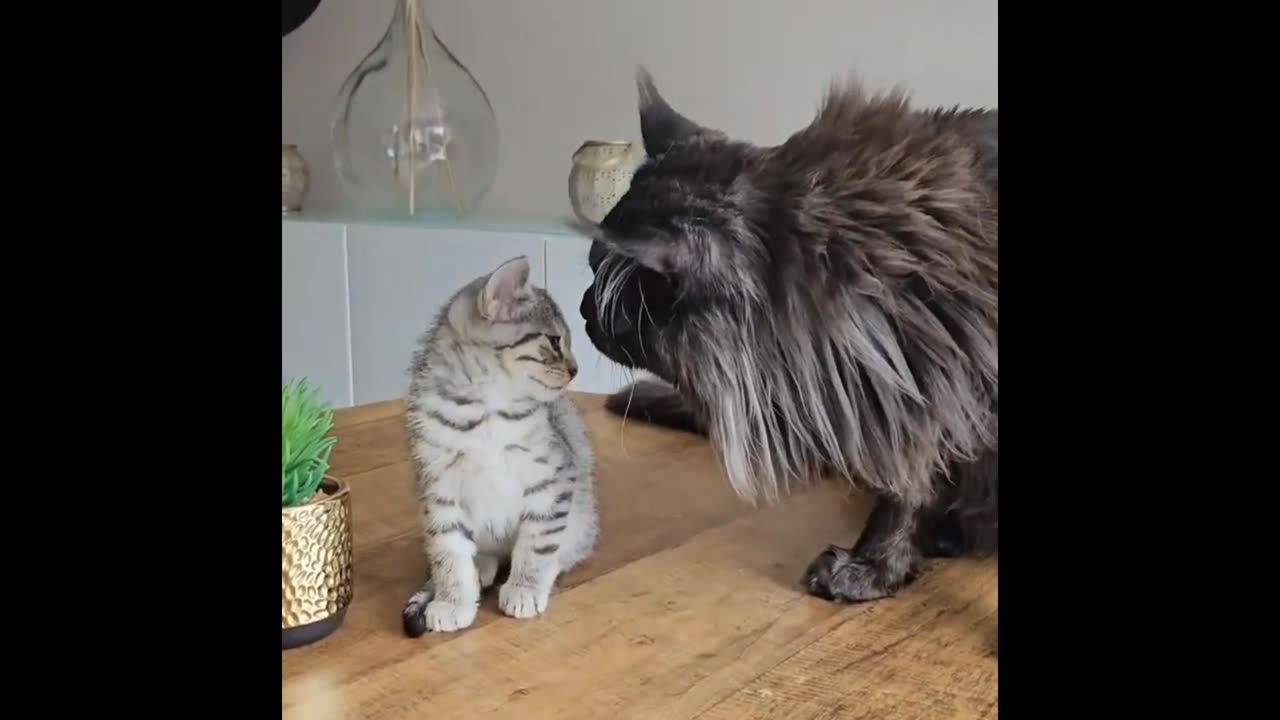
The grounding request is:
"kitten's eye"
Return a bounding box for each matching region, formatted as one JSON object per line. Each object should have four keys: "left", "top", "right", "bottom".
{"left": 546, "top": 334, "right": 561, "bottom": 351}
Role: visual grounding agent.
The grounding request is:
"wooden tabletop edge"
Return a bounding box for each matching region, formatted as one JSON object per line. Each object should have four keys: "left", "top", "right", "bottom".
{"left": 333, "top": 392, "right": 615, "bottom": 430}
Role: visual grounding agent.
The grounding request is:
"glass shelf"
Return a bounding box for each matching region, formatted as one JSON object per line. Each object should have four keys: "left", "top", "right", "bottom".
{"left": 281, "top": 208, "right": 583, "bottom": 238}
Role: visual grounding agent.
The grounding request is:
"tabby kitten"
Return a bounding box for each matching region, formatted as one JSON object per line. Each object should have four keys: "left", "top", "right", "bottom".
{"left": 401, "top": 256, "right": 599, "bottom": 636}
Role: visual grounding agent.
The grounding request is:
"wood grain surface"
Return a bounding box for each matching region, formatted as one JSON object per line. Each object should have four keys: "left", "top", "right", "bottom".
{"left": 282, "top": 394, "right": 998, "bottom": 719}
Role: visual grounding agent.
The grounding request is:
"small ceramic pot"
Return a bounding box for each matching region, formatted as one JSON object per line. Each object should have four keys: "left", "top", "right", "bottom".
{"left": 282, "top": 475, "right": 353, "bottom": 650}
{"left": 568, "top": 140, "right": 645, "bottom": 224}
{"left": 282, "top": 144, "right": 309, "bottom": 215}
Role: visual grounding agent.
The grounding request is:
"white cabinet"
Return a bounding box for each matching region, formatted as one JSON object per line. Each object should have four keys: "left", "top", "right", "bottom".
{"left": 281, "top": 216, "right": 630, "bottom": 408}
{"left": 282, "top": 221, "right": 353, "bottom": 408}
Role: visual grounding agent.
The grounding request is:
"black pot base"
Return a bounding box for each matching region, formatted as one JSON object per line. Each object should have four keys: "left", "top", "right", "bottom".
{"left": 282, "top": 607, "right": 347, "bottom": 650}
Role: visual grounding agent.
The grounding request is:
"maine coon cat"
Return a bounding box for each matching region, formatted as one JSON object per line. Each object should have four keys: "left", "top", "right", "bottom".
{"left": 575, "top": 69, "right": 997, "bottom": 604}
{"left": 401, "top": 256, "right": 599, "bottom": 635}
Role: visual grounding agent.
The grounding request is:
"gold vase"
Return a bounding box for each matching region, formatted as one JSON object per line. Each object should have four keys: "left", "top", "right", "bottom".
{"left": 282, "top": 475, "right": 354, "bottom": 650}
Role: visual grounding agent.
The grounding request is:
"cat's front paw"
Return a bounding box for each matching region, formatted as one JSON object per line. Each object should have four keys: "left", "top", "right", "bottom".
{"left": 498, "top": 583, "right": 550, "bottom": 619}
{"left": 402, "top": 588, "right": 434, "bottom": 638}
{"left": 423, "top": 600, "right": 478, "bottom": 632}
{"left": 803, "top": 545, "right": 916, "bottom": 603}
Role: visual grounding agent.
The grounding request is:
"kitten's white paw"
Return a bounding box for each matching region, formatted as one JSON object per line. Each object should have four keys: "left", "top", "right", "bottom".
{"left": 424, "top": 600, "right": 478, "bottom": 632}
{"left": 476, "top": 554, "right": 501, "bottom": 589}
{"left": 498, "top": 583, "right": 550, "bottom": 619}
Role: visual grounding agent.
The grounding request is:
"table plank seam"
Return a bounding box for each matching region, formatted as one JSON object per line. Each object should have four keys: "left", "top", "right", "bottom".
{"left": 687, "top": 614, "right": 860, "bottom": 720}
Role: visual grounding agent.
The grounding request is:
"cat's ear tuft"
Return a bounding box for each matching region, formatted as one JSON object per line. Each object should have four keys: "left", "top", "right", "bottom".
{"left": 592, "top": 226, "right": 694, "bottom": 276}
{"left": 479, "top": 256, "right": 532, "bottom": 321}
{"left": 636, "top": 67, "right": 714, "bottom": 156}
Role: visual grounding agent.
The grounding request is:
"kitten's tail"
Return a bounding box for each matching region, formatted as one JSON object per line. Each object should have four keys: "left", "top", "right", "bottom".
{"left": 401, "top": 584, "right": 433, "bottom": 638}
{"left": 604, "top": 380, "right": 705, "bottom": 436}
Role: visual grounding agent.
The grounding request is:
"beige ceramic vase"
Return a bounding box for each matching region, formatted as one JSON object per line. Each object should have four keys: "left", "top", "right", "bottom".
{"left": 282, "top": 144, "right": 309, "bottom": 215}
{"left": 568, "top": 140, "right": 645, "bottom": 224}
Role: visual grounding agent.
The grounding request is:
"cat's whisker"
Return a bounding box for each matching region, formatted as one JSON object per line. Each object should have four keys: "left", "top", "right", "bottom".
{"left": 614, "top": 351, "right": 642, "bottom": 456}
{"left": 633, "top": 279, "right": 659, "bottom": 367}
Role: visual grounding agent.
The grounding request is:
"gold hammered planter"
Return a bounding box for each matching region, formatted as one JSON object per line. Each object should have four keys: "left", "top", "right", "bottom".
{"left": 282, "top": 476, "right": 354, "bottom": 650}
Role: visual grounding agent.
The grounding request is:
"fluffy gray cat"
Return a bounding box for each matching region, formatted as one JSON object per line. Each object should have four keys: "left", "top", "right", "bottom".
{"left": 401, "top": 256, "right": 599, "bottom": 635}
{"left": 576, "top": 69, "right": 997, "bottom": 605}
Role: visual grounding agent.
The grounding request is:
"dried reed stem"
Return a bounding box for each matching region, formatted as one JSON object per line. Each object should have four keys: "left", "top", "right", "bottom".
{"left": 413, "top": 7, "right": 464, "bottom": 213}
{"left": 404, "top": 0, "right": 418, "bottom": 214}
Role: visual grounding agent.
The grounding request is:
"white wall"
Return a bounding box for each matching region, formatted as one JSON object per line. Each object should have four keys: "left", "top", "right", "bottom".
{"left": 282, "top": 217, "right": 644, "bottom": 408}
{"left": 282, "top": 0, "right": 998, "bottom": 219}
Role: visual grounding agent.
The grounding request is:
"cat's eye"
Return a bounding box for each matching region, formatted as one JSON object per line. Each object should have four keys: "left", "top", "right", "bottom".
{"left": 546, "top": 334, "right": 561, "bottom": 351}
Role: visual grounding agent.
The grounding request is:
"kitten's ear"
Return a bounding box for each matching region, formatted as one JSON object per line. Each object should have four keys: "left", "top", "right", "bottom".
{"left": 636, "top": 68, "right": 714, "bottom": 156}
{"left": 478, "top": 256, "right": 532, "bottom": 321}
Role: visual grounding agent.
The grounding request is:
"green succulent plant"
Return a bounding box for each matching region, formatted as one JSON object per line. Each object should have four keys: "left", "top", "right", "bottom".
{"left": 282, "top": 378, "right": 338, "bottom": 507}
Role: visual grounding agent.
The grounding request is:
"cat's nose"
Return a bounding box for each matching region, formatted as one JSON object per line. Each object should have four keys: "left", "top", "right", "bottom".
{"left": 566, "top": 360, "right": 578, "bottom": 379}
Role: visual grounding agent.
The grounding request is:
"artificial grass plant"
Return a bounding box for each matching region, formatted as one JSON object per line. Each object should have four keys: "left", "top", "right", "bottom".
{"left": 282, "top": 378, "right": 338, "bottom": 507}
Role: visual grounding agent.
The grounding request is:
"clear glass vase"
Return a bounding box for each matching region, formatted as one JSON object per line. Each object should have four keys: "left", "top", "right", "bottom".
{"left": 331, "top": 0, "right": 498, "bottom": 218}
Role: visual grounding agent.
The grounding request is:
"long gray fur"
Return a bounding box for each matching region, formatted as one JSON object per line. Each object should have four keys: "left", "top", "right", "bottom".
{"left": 577, "top": 68, "right": 997, "bottom": 604}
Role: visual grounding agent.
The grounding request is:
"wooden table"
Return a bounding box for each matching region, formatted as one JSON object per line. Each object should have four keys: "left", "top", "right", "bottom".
{"left": 282, "top": 394, "right": 998, "bottom": 719}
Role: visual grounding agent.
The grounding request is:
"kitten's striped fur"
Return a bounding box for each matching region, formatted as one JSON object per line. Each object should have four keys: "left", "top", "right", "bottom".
{"left": 401, "top": 256, "right": 599, "bottom": 635}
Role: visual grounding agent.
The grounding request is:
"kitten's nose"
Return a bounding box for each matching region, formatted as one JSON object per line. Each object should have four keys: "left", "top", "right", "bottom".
{"left": 567, "top": 361, "right": 578, "bottom": 379}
